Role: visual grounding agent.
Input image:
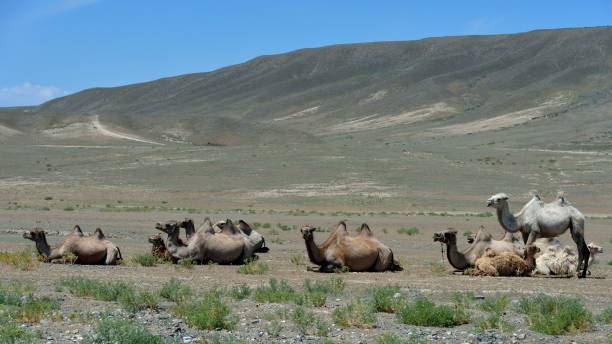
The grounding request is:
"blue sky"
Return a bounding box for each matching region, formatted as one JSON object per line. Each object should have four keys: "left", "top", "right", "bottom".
{"left": 1, "top": 0, "right": 610, "bottom": 106}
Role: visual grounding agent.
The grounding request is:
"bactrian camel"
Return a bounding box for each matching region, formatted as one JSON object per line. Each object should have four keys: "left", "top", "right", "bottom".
{"left": 23, "top": 226, "right": 122, "bottom": 265}
{"left": 433, "top": 228, "right": 518, "bottom": 270}
{"left": 486, "top": 192, "right": 590, "bottom": 277}
{"left": 156, "top": 218, "right": 258, "bottom": 264}
{"left": 300, "top": 221, "right": 402, "bottom": 272}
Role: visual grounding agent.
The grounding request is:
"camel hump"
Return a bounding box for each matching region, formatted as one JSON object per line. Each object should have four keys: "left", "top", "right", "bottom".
{"left": 238, "top": 220, "right": 252, "bottom": 234}
{"left": 220, "top": 219, "right": 238, "bottom": 235}
{"left": 335, "top": 221, "right": 348, "bottom": 233}
{"left": 474, "top": 227, "right": 493, "bottom": 242}
{"left": 73, "top": 225, "right": 84, "bottom": 236}
{"left": 556, "top": 191, "right": 569, "bottom": 205}
{"left": 94, "top": 228, "right": 105, "bottom": 240}
{"left": 359, "top": 223, "right": 373, "bottom": 237}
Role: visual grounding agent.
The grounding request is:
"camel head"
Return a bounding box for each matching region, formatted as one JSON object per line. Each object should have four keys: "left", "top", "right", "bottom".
{"left": 23, "top": 228, "right": 46, "bottom": 242}
{"left": 300, "top": 225, "right": 316, "bottom": 240}
{"left": 587, "top": 242, "right": 603, "bottom": 254}
{"left": 486, "top": 193, "right": 508, "bottom": 209}
{"left": 148, "top": 234, "right": 164, "bottom": 245}
{"left": 525, "top": 244, "right": 540, "bottom": 257}
{"left": 155, "top": 221, "right": 180, "bottom": 235}
{"left": 433, "top": 229, "right": 457, "bottom": 244}
{"left": 483, "top": 248, "right": 497, "bottom": 258}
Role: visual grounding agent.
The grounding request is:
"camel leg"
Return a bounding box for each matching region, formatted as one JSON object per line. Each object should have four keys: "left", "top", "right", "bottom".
{"left": 570, "top": 223, "right": 589, "bottom": 278}
{"left": 319, "top": 263, "right": 342, "bottom": 273}
{"left": 105, "top": 247, "right": 118, "bottom": 265}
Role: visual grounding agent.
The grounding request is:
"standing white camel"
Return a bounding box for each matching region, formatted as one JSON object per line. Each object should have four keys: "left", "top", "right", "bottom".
{"left": 486, "top": 192, "right": 590, "bottom": 278}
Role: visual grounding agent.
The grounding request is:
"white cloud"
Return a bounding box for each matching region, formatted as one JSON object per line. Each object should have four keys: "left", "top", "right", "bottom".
{"left": 0, "top": 82, "right": 70, "bottom": 107}
{"left": 464, "top": 18, "right": 500, "bottom": 35}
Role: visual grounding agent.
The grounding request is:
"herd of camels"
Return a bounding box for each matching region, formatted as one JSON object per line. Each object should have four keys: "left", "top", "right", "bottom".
{"left": 21, "top": 192, "right": 602, "bottom": 278}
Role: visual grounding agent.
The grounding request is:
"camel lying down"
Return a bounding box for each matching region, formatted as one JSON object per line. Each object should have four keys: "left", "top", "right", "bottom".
{"left": 473, "top": 246, "right": 538, "bottom": 277}
{"left": 23, "top": 226, "right": 122, "bottom": 265}
{"left": 155, "top": 218, "right": 268, "bottom": 265}
{"left": 300, "top": 221, "right": 402, "bottom": 272}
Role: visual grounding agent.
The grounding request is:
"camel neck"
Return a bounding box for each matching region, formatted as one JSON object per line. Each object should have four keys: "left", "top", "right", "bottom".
{"left": 304, "top": 237, "right": 326, "bottom": 265}
{"left": 497, "top": 203, "right": 520, "bottom": 233}
{"left": 445, "top": 238, "right": 469, "bottom": 270}
{"left": 35, "top": 236, "right": 52, "bottom": 257}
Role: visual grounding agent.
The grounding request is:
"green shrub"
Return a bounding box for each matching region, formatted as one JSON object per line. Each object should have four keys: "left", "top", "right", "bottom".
{"left": 0, "top": 315, "right": 35, "bottom": 343}
{"left": 290, "top": 255, "right": 306, "bottom": 266}
{"left": 173, "top": 291, "right": 235, "bottom": 330}
{"left": 597, "top": 308, "right": 612, "bottom": 324}
{"left": 376, "top": 332, "right": 428, "bottom": 344}
{"left": 84, "top": 318, "right": 166, "bottom": 344}
{"left": 202, "top": 333, "right": 246, "bottom": 344}
{"left": 0, "top": 289, "right": 60, "bottom": 322}
{"left": 159, "top": 278, "right": 193, "bottom": 304}
{"left": 292, "top": 306, "right": 330, "bottom": 336}
{"left": 236, "top": 259, "right": 269, "bottom": 275}
{"left": 517, "top": 295, "right": 592, "bottom": 335}
{"left": 132, "top": 253, "right": 158, "bottom": 267}
{"left": 228, "top": 284, "right": 251, "bottom": 300}
{"left": 607, "top": 259, "right": 612, "bottom": 266}
{"left": 264, "top": 319, "right": 282, "bottom": 337}
{"left": 254, "top": 279, "right": 299, "bottom": 304}
{"left": 0, "top": 248, "right": 37, "bottom": 271}
{"left": 302, "top": 278, "right": 345, "bottom": 307}
{"left": 332, "top": 301, "right": 376, "bottom": 328}
{"left": 60, "top": 277, "right": 157, "bottom": 313}
{"left": 396, "top": 298, "right": 469, "bottom": 327}
{"left": 397, "top": 227, "right": 419, "bottom": 235}
{"left": 368, "top": 285, "right": 403, "bottom": 313}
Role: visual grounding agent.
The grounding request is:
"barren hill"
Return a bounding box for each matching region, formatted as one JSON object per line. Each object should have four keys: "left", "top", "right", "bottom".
{"left": 2, "top": 27, "right": 612, "bottom": 147}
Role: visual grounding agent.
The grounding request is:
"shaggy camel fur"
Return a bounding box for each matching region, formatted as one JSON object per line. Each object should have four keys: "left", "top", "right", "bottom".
{"left": 487, "top": 192, "right": 590, "bottom": 277}
{"left": 300, "top": 221, "right": 402, "bottom": 272}
{"left": 433, "top": 228, "right": 518, "bottom": 270}
{"left": 474, "top": 248, "right": 533, "bottom": 277}
{"left": 23, "top": 227, "right": 122, "bottom": 265}
{"left": 531, "top": 238, "right": 603, "bottom": 275}
{"left": 148, "top": 234, "right": 176, "bottom": 263}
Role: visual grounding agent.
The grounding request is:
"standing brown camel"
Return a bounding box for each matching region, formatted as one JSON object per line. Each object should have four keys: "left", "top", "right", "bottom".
{"left": 300, "top": 221, "right": 402, "bottom": 272}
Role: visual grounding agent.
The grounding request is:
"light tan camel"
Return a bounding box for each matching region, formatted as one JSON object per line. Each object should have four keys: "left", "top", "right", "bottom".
{"left": 156, "top": 219, "right": 253, "bottom": 264}
{"left": 433, "top": 228, "right": 518, "bottom": 270}
{"left": 487, "top": 192, "right": 590, "bottom": 277}
{"left": 474, "top": 248, "right": 534, "bottom": 277}
{"left": 300, "top": 221, "right": 402, "bottom": 272}
{"left": 23, "top": 227, "right": 122, "bottom": 265}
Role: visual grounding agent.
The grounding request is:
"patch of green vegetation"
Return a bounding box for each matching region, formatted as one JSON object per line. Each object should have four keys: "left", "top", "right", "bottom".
{"left": 228, "top": 284, "right": 251, "bottom": 300}
{"left": 173, "top": 291, "right": 235, "bottom": 330}
{"left": 254, "top": 279, "right": 300, "bottom": 304}
{"left": 276, "top": 223, "right": 293, "bottom": 231}
{"left": 290, "top": 255, "right": 306, "bottom": 266}
{"left": 0, "top": 314, "right": 36, "bottom": 343}
{"left": 0, "top": 288, "right": 60, "bottom": 322}
{"left": 84, "top": 318, "right": 167, "bottom": 344}
{"left": 292, "top": 306, "right": 330, "bottom": 336}
{"left": 59, "top": 277, "right": 157, "bottom": 313}
{"left": 202, "top": 333, "right": 246, "bottom": 344}
{"left": 332, "top": 300, "right": 376, "bottom": 328}
{"left": 63, "top": 207, "right": 75, "bottom": 211}
{"left": 396, "top": 297, "right": 469, "bottom": 327}
{"left": 607, "top": 259, "right": 612, "bottom": 266}
{"left": 474, "top": 295, "right": 514, "bottom": 332}
{"left": 376, "top": 332, "right": 428, "bottom": 344}
{"left": 397, "top": 227, "right": 419, "bottom": 235}
{"left": 302, "top": 277, "right": 345, "bottom": 306}
{"left": 158, "top": 278, "right": 193, "bottom": 304}
{"left": 368, "top": 285, "right": 403, "bottom": 313}
{"left": 463, "top": 230, "right": 472, "bottom": 237}
{"left": 264, "top": 319, "right": 282, "bottom": 337}
{"left": 429, "top": 262, "right": 447, "bottom": 276}
{"left": 517, "top": 295, "right": 592, "bottom": 335}
{"left": 596, "top": 308, "right": 612, "bottom": 324}
{"left": 178, "top": 258, "right": 194, "bottom": 269}
{"left": 236, "top": 258, "right": 269, "bottom": 275}
{"left": 132, "top": 253, "right": 158, "bottom": 267}
{"left": 0, "top": 248, "right": 37, "bottom": 271}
